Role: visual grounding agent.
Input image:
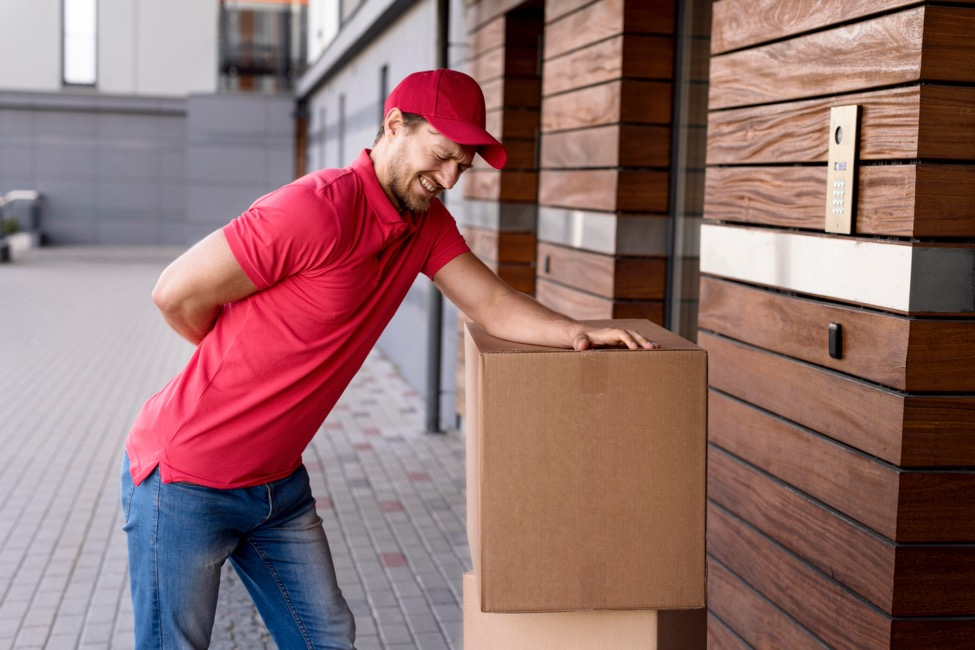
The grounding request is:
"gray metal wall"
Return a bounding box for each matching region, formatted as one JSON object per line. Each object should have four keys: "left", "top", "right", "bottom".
{"left": 0, "top": 92, "right": 294, "bottom": 246}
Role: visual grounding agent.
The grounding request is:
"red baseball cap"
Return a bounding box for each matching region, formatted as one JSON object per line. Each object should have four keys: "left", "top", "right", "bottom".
{"left": 384, "top": 69, "right": 507, "bottom": 169}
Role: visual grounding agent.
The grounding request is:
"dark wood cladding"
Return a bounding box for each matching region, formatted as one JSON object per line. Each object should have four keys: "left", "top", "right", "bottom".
{"left": 708, "top": 503, "right": 975, "bottom": 649}
{"left": 703, "top": 0, "right": 975, "bottom": 645}
{"left": 538, "top": 169, "right": 669, "bottom": 213}
{"left": 709, "top": 7, "right": 975, "bottom": 110}
{"left": 710, "top": 444, "right": 975, "bottom": 616}
{"left": 542, "top": 124, "right": 671, "bottom": 169}
{"left": 534, "top": 278, "right": 664, "bottom": 322}
{"left": 707, "top": 86, "right": 975, "bottom": 164}
{"left": 698, "top": 277, "right": 975, "bottom": 392}
{"left": 710, "top": 0, "right": 972, "bottom": 55}
{"left": 708, "top": 560, "right": 827, "bottom": 650}
{"left": 700, "top": 331, "right": 975, "bottom": 469}
{"left": 704, "top": 164, "right": 975, "bottom": 238}
{"left": 543, "top": 0, "right": 674, "bottom": 61}
{"left": 536, "top": 242, "right": 665, "bottom": 300}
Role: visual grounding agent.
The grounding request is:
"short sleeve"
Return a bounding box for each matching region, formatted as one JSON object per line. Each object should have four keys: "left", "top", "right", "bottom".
{"left": 421, "top": 204, "right": 470, "bottom": 279}
{"left": 224, "top": 184, "right": 341, "bottom": 289}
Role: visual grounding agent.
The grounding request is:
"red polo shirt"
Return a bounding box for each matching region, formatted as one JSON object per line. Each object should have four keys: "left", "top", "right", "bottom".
{"left": 125, "top": 150, "right": 469, "bottom": 488}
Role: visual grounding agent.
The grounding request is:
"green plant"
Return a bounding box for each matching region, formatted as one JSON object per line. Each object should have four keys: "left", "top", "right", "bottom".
{"left": 1, "top": 216, "right": 18, "bottom": 236}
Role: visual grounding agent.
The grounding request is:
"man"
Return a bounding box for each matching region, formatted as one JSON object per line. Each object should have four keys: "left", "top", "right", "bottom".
{"left": 121, "top": 68, "right": 657, "bottom": 649}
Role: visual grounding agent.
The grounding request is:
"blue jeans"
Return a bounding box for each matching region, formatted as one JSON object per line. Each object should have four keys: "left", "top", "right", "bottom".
{"left": 120, "top": 451, "right": 355, "bottom": 649}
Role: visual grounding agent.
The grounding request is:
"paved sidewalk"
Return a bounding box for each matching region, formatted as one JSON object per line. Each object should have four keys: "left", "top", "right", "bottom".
{"left": 0, "top": 247, "right": 470, "bottom": 649}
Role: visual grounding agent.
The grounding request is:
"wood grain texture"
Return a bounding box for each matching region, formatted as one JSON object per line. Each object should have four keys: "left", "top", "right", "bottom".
{"left": 541, "top": 124, "right": 671, "bottom": 169}
{"left": 538, "top": 169, "right": 669, "bottom": 213}
{"left": 711, "top": 0, "right": 923, "bottom": 54}
{"left": 707, "top": 85, "right": 975, "bottom": 164}
{"left": 536, "top": 242, "right": 665, "bottom": 300}
{"left": 486, "top": 108, "right": 540, "bottom": 140}
{"left": 709, "top": 445, "right": 897, "bottom": 613}
{"left": 708, "top": 85, "right": 963, "bottom": 164}
{"left": 711, "top": 445, "right": 975, "bottom": 615}
{"left": 708, "top": 389, "right": 975, "bottom": 543}
{"left": 542, "top": 35, "right": 675, "bottom": 96}
{"left": 698, "top": 277, "right": 975, "bottom": 392}
{"left": 700, "top": 332, "right": 975, "bottom": 468}
{"left": 708, "top": 503, "right": 975, "bottom": 648}
{"left": 534, "top": 278, "right": 664, "bottom": 322}
{"left": 703, "top": 164, "right": 975, "bottom": 238}
{"left": 709, "top": 8, "right": 924, "bottom": 110}
{"left": 463, "top": 226, "right": 536, "bottom": 264}
{"left": 544, "top": 0, "right": 675, "bottom": 61}
{"left": 708, "top": 503, "right": 893, "bottom": 649}
{"left": 707, "top": 559, "right": 828, "bottom": 650}
{"left": 541, "top": 80, "right": 672, "bottom": 132}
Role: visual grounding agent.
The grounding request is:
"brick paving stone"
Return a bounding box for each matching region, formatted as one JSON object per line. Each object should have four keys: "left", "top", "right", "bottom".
{"left": 1, "top": 247, "right": 471, "bottom": 648}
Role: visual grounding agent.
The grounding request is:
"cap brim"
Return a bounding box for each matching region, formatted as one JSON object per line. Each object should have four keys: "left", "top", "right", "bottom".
{"left": 425, "top": 115, "right": 507, "bottom": 170}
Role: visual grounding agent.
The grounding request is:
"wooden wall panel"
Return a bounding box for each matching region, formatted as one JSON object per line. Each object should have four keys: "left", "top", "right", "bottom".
{"left": 541, "top": 80, "right": 672, "bottom": 132}
{"left": 703, "top": 1, "right": 975, "bottom": 645}
{"left": 710, "top": 7, "right": 975, "bottom": 111}
{"left": 710, "top": 445, "right": 975, "bottom": 615}
{"left": 708, "top": 390, "right": 975, "bottom": 544}
{"left": 542, "top": 124, "right": 671, "bottom": 169}
{"left": 464, "top": 226, "right": 536, "bottom": 264}
{"left": 543, "top": 35, "right": 674, "bottom": 96}
{"left": 698, "top": 277, "right": 975, "bottom": 392}
{"left": 704, "top": 164, "right": 975, "bottom": 238}
{"left": 543, "top": 0, "right": 674, "bottom": 60}
{"left": 707, "top": 85, "right": 975, "bottom": 165}
{"left": 707, "top": 561, "right": 826, "bottom": 650}
{"left": 708, "top": 503, "right": 975, "bottom": 649}
{"left": 538, "top": 169, "right": 669, "bottom": 213}
{"left": 536, "top": 242, "right": 665, "bottom": 300}
{"left": 711, "top": 0, "right": 926, "bottom": 54}
{"left": 702, "top": 332, "right": 975, "bottom": 469}
{"left": 534, "top": 278, "right": 664, "bottom": 322}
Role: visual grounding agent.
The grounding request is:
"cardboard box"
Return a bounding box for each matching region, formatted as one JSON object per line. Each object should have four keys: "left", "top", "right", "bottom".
{"left": 465, "top": 319, "right": 707, "bottom": 612}
{"left": 463, "top": 571, "right": 661, "bottom": 649}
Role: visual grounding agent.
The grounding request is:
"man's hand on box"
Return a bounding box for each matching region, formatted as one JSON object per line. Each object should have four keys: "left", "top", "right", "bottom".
{"left": 572, "top": 328, "right": 660, "bottom": 351}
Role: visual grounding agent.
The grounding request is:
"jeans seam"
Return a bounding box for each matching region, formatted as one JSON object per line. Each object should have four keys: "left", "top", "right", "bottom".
{"left": 152, "top": 471, "right": 164, "bottom": 650}
{"left": 246, "top": 538, "right": 314, "bottom": 649}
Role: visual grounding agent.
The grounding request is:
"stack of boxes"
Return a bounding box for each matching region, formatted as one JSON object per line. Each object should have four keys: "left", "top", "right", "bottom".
{"left": 463, "top": 320, "right": 708, "bottom": 649}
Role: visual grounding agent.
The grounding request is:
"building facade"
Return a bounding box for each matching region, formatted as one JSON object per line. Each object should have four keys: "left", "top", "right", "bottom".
{"left": 0, "top": 0, "right": 299, "bottom": 245}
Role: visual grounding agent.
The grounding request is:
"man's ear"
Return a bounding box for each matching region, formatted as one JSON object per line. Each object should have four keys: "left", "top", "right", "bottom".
{"left": 383, "top": 108, "right": 405, "bottom": 140}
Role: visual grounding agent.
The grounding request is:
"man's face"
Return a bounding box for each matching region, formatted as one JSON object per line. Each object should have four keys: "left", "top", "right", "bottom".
{"left": 384, "top": 122, "right": 475, "bottom": 213}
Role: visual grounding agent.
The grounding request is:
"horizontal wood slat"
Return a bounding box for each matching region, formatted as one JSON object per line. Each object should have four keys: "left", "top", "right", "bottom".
{"left": 536, "top": 242, "right": 665, "bottom": 300}
{"left": 708, "top": 503, "right": 975, "bottom": 649}
{"left": 709, "top": 503, "right": 892, "bottom": 649}
{"left": 542, "top": 35, "right": 675, "bottom": 96}
{"left": 699, "top": 332, "right": 975, "bottom": 468}
{"left": 486, "top": 108, "right": 540, "bottom": 140}
{"left": 542, "top": 124, "right": 671, "bottom": 169}
{"left": 710, "top": 445, "right": 975, "bottom": 615}
{"left": 541, "top": 80, "right": 673, "bottom": 132}
{"left": 698, "top": 277, "right": 975, "bottom": 392}
{"left": 711, "top": 0, "right": 928, "bottom": 55}
{"left": 535, "top": 278, "right": 664, "bottom": 322}
{"left": 463, "top": 169, "right": 537, "bottom": 203}
{"left": 703, "top": 164, "right": 975, "bottom": 238}
{"left": 463, "top": 226, "right": 536, "bottom": 264}
{"left": 538, "top": 169, "right": 669, "bottom": 213}
{"left": 709, "top": 446, "right": 896, "bottom": 613}
{"left": 544, "top": 0, "right": 675, "bottom": 61}
{"left": 707, "top": 560, "right": 825, "bottom": 650}
{"left": 709, "top": 7, "right": 975, "bottom": 110}
{"left": 706, "top": 85, "right": 975, "bottom": 165}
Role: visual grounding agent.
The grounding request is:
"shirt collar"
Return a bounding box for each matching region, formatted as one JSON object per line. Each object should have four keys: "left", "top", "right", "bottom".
{"left": 352, "top": 149, "right": 417, "bottom": 233}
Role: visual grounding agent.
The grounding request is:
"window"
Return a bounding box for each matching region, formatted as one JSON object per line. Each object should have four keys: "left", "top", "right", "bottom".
{"left": 63, "top": 0, "right": 97, "bottom": 86}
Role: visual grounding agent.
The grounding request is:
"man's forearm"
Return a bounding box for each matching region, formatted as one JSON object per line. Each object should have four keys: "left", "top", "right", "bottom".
{"left": 481, "top": 289, "right": 584, "bottom": 348}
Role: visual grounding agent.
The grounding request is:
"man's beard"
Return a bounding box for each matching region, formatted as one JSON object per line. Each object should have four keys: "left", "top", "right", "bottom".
{"left": 386, "top": 150, "right": 435, "bottom": 213}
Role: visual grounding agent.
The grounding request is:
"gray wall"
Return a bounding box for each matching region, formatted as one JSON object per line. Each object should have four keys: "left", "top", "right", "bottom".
{"left": 0, "top": 91, "right": 294, "bottom": 246}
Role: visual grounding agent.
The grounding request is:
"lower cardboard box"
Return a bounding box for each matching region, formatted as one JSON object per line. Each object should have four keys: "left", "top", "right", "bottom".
{"left": 463, "top": 572, "right": 705, "bottom": 650}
